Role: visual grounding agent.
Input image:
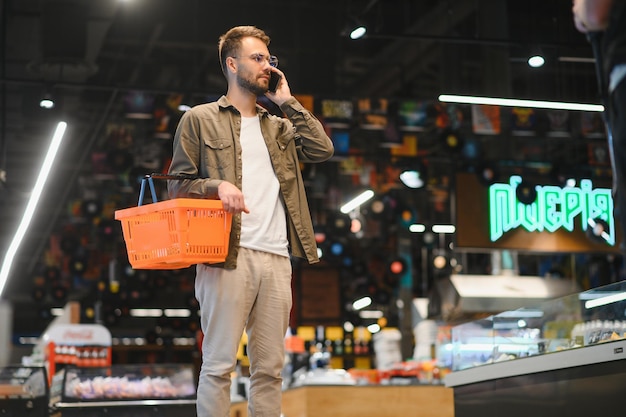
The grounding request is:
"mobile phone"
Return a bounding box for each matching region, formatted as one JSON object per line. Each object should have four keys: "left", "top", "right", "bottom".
{"left": 269, "top": 71, "right": 281, "bottom": 93}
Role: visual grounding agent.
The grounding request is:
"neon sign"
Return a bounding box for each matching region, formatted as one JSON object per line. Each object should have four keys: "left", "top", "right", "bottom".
{"left": 489, "top": 176, "right": 615, "bottom": 245}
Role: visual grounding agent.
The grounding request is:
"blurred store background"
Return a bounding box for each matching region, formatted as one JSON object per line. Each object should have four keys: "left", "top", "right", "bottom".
{"left": 0, "top": 0, "right": 621, "bottom": 383}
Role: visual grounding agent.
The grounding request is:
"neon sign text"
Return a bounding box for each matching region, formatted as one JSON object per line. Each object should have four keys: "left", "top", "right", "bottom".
{"left": 489, "top": 176, "right": 615, "bottom": 245}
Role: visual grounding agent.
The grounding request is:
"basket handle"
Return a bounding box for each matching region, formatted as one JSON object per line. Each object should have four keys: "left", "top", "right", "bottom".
{"left": 138, "top": 173, "right": 199, "bottom": 206}
{"left": 138, "top": 176, "right": 158, "bottom": 206}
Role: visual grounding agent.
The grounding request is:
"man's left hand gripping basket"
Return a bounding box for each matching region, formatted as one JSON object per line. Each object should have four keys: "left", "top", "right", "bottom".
{"left": 114, "top": 174, "right": 232, "bottom": 269}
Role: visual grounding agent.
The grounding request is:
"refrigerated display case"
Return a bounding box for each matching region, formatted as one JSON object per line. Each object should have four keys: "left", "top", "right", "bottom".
{"left": 49, "top": 363, "right": 196, "bottom": 417}
{"left": 445, "top": 279, "right": 626, "bottom": 417}
{"left": 0, "top": 365, "right": 48, "bottom": 417}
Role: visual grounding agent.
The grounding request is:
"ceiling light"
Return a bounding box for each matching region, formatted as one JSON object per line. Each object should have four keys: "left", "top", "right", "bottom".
{"left": 527, "top": 46, "right": 545, "bottom": 68}
{"left": 350, "top": 25, "right": 367, "bottom": 40}
{"left": 342, "top": 15, "right": 367, "bottom": 40}
{"left": 438, "top": 94, "right": 604, "bottom": 112}
{"left": 527, "top": 55, "right": 545, "bottom": 68}
{"left": 39, "top": 94, "right": 55, "bottom": 109}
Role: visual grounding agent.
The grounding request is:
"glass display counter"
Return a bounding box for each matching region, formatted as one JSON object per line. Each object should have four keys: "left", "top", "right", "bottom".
{"left": 445, "top": 279, "right": 626, "bottom": 417}
{"left": 49, "top": 363, "right": 196, "bottom": 417}
{"left": 0, "top": 365, "right": 48, "bottom": 417}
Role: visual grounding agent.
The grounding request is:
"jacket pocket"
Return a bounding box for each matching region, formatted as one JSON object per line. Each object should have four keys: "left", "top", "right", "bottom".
{"left": 203, "top": 137, "right": 234, "bottom": 175}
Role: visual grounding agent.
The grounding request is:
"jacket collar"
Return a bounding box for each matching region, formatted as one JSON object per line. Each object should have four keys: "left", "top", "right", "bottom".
{"left": 217, "top": 95, "right": 269, "bottom": 117}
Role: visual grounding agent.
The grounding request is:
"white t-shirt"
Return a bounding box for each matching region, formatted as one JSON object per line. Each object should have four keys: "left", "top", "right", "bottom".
{"left": 239, "top": 115, "right": 289, "bottom": 257}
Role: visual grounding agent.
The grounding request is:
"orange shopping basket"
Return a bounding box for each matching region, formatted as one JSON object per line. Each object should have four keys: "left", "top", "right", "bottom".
{"left": 114, "top": 174, "right": 232, "bottom": 269}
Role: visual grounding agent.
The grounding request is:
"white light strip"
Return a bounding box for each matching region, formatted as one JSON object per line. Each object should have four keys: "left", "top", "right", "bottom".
{"left": 578, "top": 291, "right": 622, "bottom": 300}
{"left": 130, "top": 308, "right": 163, "bottom": 317}
{"left": 438, "top": 94, "right": 604, "bottom": 112}
{"left": 353, "top": 296, "right": 372, "bottom": 310}
{"left": 585, "top": 291, "right": 626, "bottom": 309}
{"left": 495, "top": 310, "right": 544, "bottom": 318}
{"left": 164, "top": 308, "right": 192, "bottom": 318}
{"left": 51, "top": 308, "right": 65, "bottom": 317}
{"left": 409, "top": 224, "right": 426, "bottom": 233}
{"left": 173, "top": 337, "right": 196, "bottom": 346}
{"left": 0, "top": 121, "right": 67, "bottom": 298}
{"left": 432, "top": 224, "right": 456, "bottom": 234}
{"left": 340, "top": 190, "right": 375, "bottom": 213}
{"left": 359, "top": 310, "right": 384, "bottom": 319}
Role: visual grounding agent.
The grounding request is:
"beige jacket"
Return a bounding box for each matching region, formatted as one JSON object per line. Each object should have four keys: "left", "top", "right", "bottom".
{"left": 167, "top": 95, "right": 334, "bottom": 268}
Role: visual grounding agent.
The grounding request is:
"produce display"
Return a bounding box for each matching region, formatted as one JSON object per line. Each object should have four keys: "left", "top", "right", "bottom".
{"left": 63, "top": 370, "right": 195, "bottom": 400}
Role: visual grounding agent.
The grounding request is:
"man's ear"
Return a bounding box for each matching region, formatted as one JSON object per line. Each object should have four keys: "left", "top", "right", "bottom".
{"left": 226, "top": 56, "right": 237, "bottom": 75}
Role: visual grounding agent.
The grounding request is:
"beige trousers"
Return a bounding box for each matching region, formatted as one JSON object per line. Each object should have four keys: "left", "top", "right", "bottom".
{"left": 195, "top": 248, "right": 292, "bottom": 417}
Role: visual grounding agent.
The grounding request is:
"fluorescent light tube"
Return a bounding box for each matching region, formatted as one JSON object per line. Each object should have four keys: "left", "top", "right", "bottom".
{"left": 340, "top": 190, "right": 375, "bottom": 213}
{"left": 585, "top": 291, "right": 626, "bottom": 309}
{"left": 353, "top": 296, "right": 372, "bottom": 310}
{"left": 409, "top": 224, "right": 426, "bottom": 233}
{"left": 130, "top": 308, "right": 163, "bottom": 317}
{"left": 432, "top": 224, "right": 456, "bottom": 234}
{"left": 438, "top": 94, "right": 604, "bottom": 112}
{"left": 0, "top": 121, "right": 67, "bottom": 298}
{"left": 164, "top": 308, "right": 192, "bottom": 318}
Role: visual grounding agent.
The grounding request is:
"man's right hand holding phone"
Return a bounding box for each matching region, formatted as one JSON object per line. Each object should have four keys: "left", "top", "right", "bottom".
{"left": 266, "top": 68, "right": 290, "bottom": 106}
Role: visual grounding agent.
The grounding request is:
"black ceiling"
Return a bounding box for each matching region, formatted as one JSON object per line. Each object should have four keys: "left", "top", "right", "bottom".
{"left": 0, "top": 0, "right": 601, "bottom": 321}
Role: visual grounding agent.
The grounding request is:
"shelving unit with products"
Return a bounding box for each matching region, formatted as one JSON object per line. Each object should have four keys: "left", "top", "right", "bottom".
{"left": 295, "top": 325, "right": 374, "bottom": 371}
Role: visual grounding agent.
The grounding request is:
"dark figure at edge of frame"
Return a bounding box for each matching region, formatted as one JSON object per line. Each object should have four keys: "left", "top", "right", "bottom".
{"left": 574, "top": 0, "right": 626, "bottom": 253}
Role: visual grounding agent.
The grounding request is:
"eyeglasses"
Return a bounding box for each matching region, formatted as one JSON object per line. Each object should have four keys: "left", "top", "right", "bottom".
{"left": 235, "top": 53, "right": 278, "bottom": 68}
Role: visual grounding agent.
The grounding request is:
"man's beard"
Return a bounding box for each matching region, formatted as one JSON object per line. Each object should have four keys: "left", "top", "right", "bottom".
{"left": 237, "top": 72, "right": 268, "bottom": 96}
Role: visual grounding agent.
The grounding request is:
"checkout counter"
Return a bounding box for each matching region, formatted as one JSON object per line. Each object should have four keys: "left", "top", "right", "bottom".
{"left": 230, "top": 385, "right": 453, "bottom": 417}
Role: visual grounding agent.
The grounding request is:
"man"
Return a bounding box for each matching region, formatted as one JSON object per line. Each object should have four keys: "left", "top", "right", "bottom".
{"left": 167, "top": 26, "right": 333, "bottom": 417}
{"left": 573, "top": 0, "right": 626, "bottom": 250}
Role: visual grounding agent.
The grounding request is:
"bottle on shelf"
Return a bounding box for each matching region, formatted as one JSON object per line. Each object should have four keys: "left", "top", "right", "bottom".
{"left": 344, "top": 331, "right": 353, "bottom": 356}
{"left": 309, "top": 326, "right": 331, "bottom": 370}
